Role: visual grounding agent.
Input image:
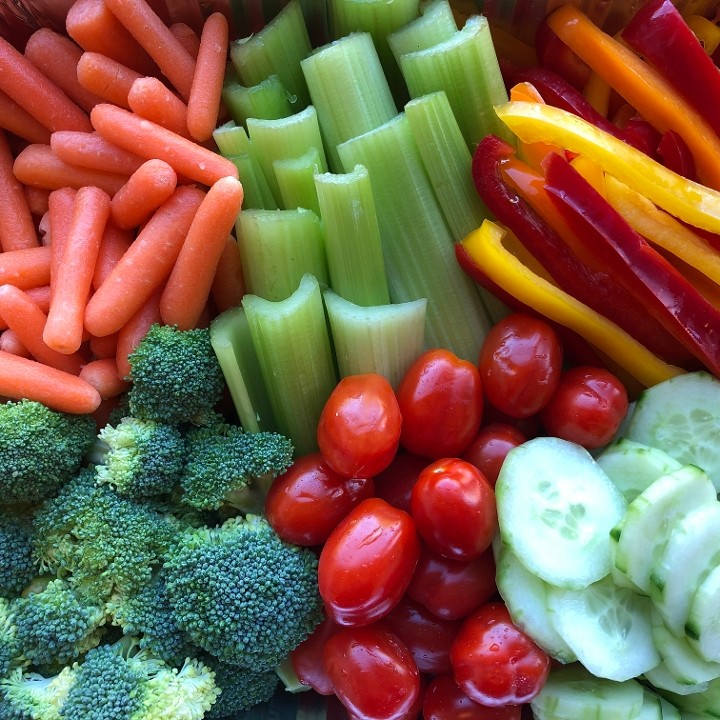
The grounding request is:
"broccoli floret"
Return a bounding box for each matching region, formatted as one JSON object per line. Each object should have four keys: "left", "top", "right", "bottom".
{"left": 96, "top": 418, "right": 185, "bottom": 498}
{"left": 0, "top": 600, "right": 20, "bottom": 682}
{"left": 180, "top": 423, "right": 293, "bottom": 511}
{"left": 0, "top": 400, "right": 97, "bottom": 505}
{"left": 0, "top": 515, "right": 36, "bottom": 600}
{"left": 127, "top": 324, "right": 225, "bottom": 426}
{"left": 0, "top": 666, "right": 75, "bottom": 720}
{"left": 163, "top": 515, "right": 323, "bottom": 670}
{"left": 203, "top": 656, "right": 278, "bottom": 718}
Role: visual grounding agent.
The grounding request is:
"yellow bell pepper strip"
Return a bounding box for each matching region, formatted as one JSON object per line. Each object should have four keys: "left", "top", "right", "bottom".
{"left": 546, "top": 4, "right": 720, "bottom": 190}
{"left": 684, "top": 15, "right": 720, "bottom": 56}
{"left": 494, "top": 100, "right": 720, "bottom": 233}
{"left": 458, "top": 219, "right": 684, "bottom": 388}
{"left": 582, "top": 70, "right": 611, "bottom": 118}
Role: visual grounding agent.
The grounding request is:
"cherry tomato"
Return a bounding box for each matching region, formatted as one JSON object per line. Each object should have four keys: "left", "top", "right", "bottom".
{"left": 423, "top": 674, "right": 522, "bottom": 720}
{"left": 407, "top": 545, "right": 497, "bottom": 621}
{"left": 265, "top": 453, "right": 375, "bottom": 546}
{"left": 478, "top": 313, "right": 563, "bottom": 419}
{"left": 374, "top": 452, "right": 429, "bottom": 513}
{"left": 290, "top": 616, "right": 340, "bottom": 696}
{"left": 396, "top": 349, "right": 483, "bottom": 459}
{"left": 462, "top": 423, "right": 526, "bottom": 487}
{"left": 323, "top": 623, "right": 421, "bottom": 720}
{"left": 318, "top": 497, "right": 420, "bottom": 626}
{"left": 317, "top": 373, "right": 402, "bottom": 478}
{"left": 450, "top": 603, "right": 551, "bottom": 707}
{"left": 540, "top": 366, "right": 629, "bottom": 449}
{"left": 410, "top": 459, "right": 497, "bottom": 561}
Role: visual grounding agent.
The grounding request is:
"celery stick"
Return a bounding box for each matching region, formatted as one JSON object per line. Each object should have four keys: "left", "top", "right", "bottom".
{"left": 323, "top": 289, "right": 426, "bottom": 388}
{"left": 209, "top": 305, "right": 277, "bottom": 433}
{"left": 242, "top": 274, "right": 338, "bottom": 455}
{"left": 314, "top": 164, "right": 390, "bottom": 307}
{"left": 212, "top": 121, "right": 250, "bottom": 156}
{"left": 398, "top": 14, "right": 513, "bottom": 148}
{"left": 387, "top": 0, "right": 457, "bottom": 64}
{"left": 337, "top": 113, "right": 493, "bottom": 361}
{"left": 222, "top": 76, "right": 294, "bottom": 126}
{"left": 236, "top": 207, "right": 329, "bottom": 301}
{"left": 300, "top": 32, "right": 397, "bottom": 171}
{"left": 273, "top": 147, "right": 322, "bottom": 215}
{"left": 226, "top": 154, "right": 279, "bottom": 210}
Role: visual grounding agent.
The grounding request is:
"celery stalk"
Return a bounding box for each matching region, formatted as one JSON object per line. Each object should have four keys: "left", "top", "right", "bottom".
{"left": 387, "top": 0, "right": 457, "bottom": 64}
{"left": 236, "top": 207, "right": 329, "bottom": 301}
{"left": 227, "top": 154, "right": 279, "bottom": 210}
{"left": 314, "top": 164, "right": 390, "bottom": 307}
{"left": 323, "top": 289, "right": 426, "bottom": 388}
{"left": 337, "top": 113, "right": 493, "bottom": 361}
{"left": 242, "top": 274, "right": 338, "bottom": 455}
{"left": 273, "top": 147, "right": 322, "bottom": 215}
{"left": 222, "top": 76, "right": 294, "bottom": 125}
{"left": 300, "top": 32, "right": 397, "bottom": 171}
{"left": 212, "top": 121, "right": 250, "bottom": 156}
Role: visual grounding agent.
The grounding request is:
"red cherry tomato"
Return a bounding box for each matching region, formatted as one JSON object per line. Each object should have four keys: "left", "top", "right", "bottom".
{"left": 290, "top": 616, "right": 340, "bottom": 695}
{"left": 410, "top": 459, "right": 497, "bottom": 561}
{"left": 423, "top": 674, "right": 522, "bottom": 720}
{"left": 317, "top": 373, "right": 402, "bottom": 478}
{"left": 462, "top": 423, "right": 526, "bottom": 487}
{"left": 373, "top": 452, "right": 429, "bottom": 513}
{"left": 265, "top": 453, "right": 375, "bottom": 546}
{"left": 396, "top": 349, "right": 483, "bottom": 459}
{"left": 478, "top": 313, "right": 563, "bottom": 419}
{"left": 450, "top": 603, "right": 551, "bottom": 707}
{"left": 318, "top": 497, "right": 420, "bottom": 626}
{"left": 540, "top": 366, "right": 629, "bottom": 449}
{"left": 407, "top": 545, "right": 497, "bottom": 621}
{"left": 323, "top": 623, "right": 421, "bottom": 720}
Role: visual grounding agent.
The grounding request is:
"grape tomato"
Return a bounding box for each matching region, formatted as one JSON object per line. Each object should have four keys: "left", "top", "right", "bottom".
{"left": 373, "top": 451, "right": 429, "bottom": 513}
{"left": 290, "top": 615, "right": 340, "bottom": 696}
{"left": 462, "top": 423, "right": 527, "bottom": 486}
{"left": 423, "top": 674, "right": 522, "bottom": 720}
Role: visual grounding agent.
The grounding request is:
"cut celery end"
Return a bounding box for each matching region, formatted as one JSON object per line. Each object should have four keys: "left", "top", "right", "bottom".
{"left": 387, "top": 0, "right": 457, "bottom": 64}
{"left": 230, "top": 0, "right": 312, "bottom": 109}
{"left": 323, "top": 289, "right": 426, "bottom": 389}
{"left": 337, "top": 113, "right": 492, "bottom": 361}
{"left": 273, "top": 146, "right": 322, "bottom": 215}
{"left": 212, "top": 121, "right": 250, "bottom": 156}
{"left": 209, "top": 305, "right": 277, "bottom": 433}
{"left": 300, "top": 32, "right": 398, "bottom": 171}
{"left": 314, "top": 164, "right": 390, "bottom": 307}
{"left": 398, "top": 14, "right": 513, "bottom": 148}
{"left": 242, "top": 274, "right": 338, "bottom": 455}
{"left": 222, "top": 76, "right": 294, "bottom": 126}
{"left": 226, "top": 154, "right": 278, "bottom": 210}
{"left": 236, "top": 207, "right": 329, "bottom": 301}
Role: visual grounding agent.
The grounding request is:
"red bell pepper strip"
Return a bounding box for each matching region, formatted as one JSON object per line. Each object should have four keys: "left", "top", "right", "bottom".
{"left": 657, "top": 130, "right": 697, "bottom": 182}
{"left": 534, "top": 19, "right": 590, "bottom": 91}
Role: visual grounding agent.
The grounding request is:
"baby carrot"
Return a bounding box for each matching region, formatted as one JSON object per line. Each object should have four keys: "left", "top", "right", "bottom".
{"left": 89, "top": 331, "right": 119, "bottom": 359}
{"left": 51, "top": 131, "right": 146, "bottom": 176}
{"left": 115, "top": 285, "right": 162, "bottom": 379}
{"left": 79, "top": 357, "right": 130, "bottom": 398}
{"left": 0, "top": 130, "right": 39, "bottom": 251}
{"left": 0, "top": 246, "right": 52, "bottom": 290}
{"left": 0, "top": 350, "right": 101, "bottom": 413}
{"left": 0, "top": 330, "right": 29, "bottom": 357}
{"left": 48, "top": 187, "right": 78, "bottom": 298}
{"left": 169, "top": 23, "right": 201, "bottom": 59}
{"left": 187, "top": 13, "right": 229, "bottom": 143}
{"left": 0, "top": 285, "right": 51, "bottom": 331}
{"left": 110, "top": 158, "right": 178, "bottom": 229}
{"left": 90, "top": 103, "right": 239, "bottom": 186}
{"left": 160, "top": 176, "right": 243, "bottom": 329}
{"left": 76, "top": 52, "right": 142, "bottom": 109}
{"left": 0, "top": 89, "right": 51, "bottom": 144}
{"left": 85, "top": 185, "right": 205, "bottom": 337}
{"left": 127, "top": 76, "right": 191, "bottom": 138}
{"left": 25, "top": 186, "right": 51, "bottom": 217}
{"left": 93, "top": 221, "right": 134, "bottom": 288}
{"left": 210, "top": 235, "right": 245, "bottom": 312}
{"left": 44, "top": 185, "right": 111, "bottom": 354}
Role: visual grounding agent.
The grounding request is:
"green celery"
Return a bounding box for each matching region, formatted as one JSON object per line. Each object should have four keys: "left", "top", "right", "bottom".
{"left": 222, "top": 75, "right": 294, "bottom": 126}
{"left": 212, "top": 120, "right": 250, "bottom": 156}
{"left": 337, "top": 113, "right": 493, "bottom": 361}
{"left": 387, "top": 0, "right": 457, "bottom": 64}
{"left": 273, "top": 147, "right": 322, "bottom": 214}
{"left": 323, "top": 290, "right": 426, "bottom": 388}
{"left": 236, "top": 207, "right": 329, "bottom": 301}
{"left": 314, "top": 164, "right": 390, "bottom": 307}
{"left": 300, "top": 32, "right": 397, "bottom": 171}
{"left": 227, "top": 154, "right": 278, "bottom": 210}
{"left": 243, "top": 274, "right": 338, "bottom": 455}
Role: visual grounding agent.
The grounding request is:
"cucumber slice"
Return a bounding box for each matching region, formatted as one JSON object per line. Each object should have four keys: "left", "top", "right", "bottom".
{"left": 609, "top": 529, "right": 645, "bottom": 594}
{"left": 613, "top": 465, "right": 716, "bottom": 594}
{"left": 659, "top": 676, "right": 720, "bottom": 715}
{"left": 635, "top": 690, "right": 664, "bottom": 720}
{"left": 658, "top": 697, "right": 681, "bottom": 720}
{"left": 626, "top": 371, "right": 720, "bottom": 491}
{"left": 496, "top": 437, "right": 627, "bottom": 589}
{"left": 546, "top": 575, "right": 658, "bottom": 682}
{"left": 644, "top": 663, "right": 710, "bottom": 696}
{"left": 687, "top": 563, "right": 720, "bottom": 663}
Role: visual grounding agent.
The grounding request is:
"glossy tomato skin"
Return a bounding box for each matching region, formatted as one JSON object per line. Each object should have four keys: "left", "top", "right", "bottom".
{"left": 323, "top": 623, "right": 421, "bottom": 720}
{"left": 410, "top": 459, "right": 497, "bottom": 561}
{"left": 396, "top": 349, "right": 483, "bottom": 460}
{"left": 478, "top": 313, "right": 563, "bottom": 419}
{"left": 450, "top": 603, "right": 551, "bottom": 707}
{"left": 462, "top": 423, "right": 527, "bottom": 487}
{"left": 373, "top": 452, "right": 429, "bottom": 513}
{"left": 319, "top": 497, "right": 420, "bottom": 626}
{"left": 265, "top": 452, "right": 375, "bottom": 546}
{"left": 423, "top": 674, "right": 522, "bottom": 720}
{"left": 540, "top": 366, "right": 629, "bottom": 450}
{"left": 317, "top": 373, "right": 402, "bottom": 478}
{"left": 290, "top": 615, "right": 340, "bottom": 695}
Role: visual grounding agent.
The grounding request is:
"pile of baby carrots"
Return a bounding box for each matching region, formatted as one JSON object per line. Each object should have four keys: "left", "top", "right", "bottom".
{"left": 0, "top": 0, "right": 247, "bottom": 421}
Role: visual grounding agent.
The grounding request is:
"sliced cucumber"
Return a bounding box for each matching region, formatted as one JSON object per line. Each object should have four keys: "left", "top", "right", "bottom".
{"left": 658, "top": 697, "right": 681, "bottom": 720}
{"left": 687, "top": 562, "right": 720, "bottom": 663}
{"left": 644, "top": 662, "right": 710, "bottom": 696}
{"left": 634, "top": 690, "right": 664, "bottom": 720}
{"left": 496, "top": 437, "right": 626, "bottom": 589}
{"left": 609, "top": 529, "right": 645, "bottom": 594}
{"left": 659, "top": 676, "right": 720, "bottom": 715}
{"left": 626, "top": 371, "right": 720, "bottom": 491}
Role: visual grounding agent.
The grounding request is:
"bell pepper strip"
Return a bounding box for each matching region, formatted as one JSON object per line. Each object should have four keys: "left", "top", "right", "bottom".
{"left": 583, "top": 70, "right": 611, "bottom": 117}
{"left": 494, "top": 100, "right": 720, "bottom": 234}
{"left": 534, "top": 18, "right": 590, "bottom": 91}
{"left": 459, "top": 220, "right": 684, "bottom": 388}
{"left": 543, "top": 152, "right": 720, "bottom": 377}
{"left": 546, "top": 5, "right": 720, "bottom": 190}
{"left": 685, "top": 15, "right": 720, "bottom": 56}
{"left": 656, "top": 130, "right": 697, "bottom": 181}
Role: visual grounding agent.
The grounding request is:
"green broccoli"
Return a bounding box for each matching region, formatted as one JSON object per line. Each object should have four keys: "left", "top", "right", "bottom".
{"left": 0, "top": 514, "right": 36, "bottom": 600}
{"left": 163, "top": 515, "right": 324, "bottom": 670}
{"left": 126, "top": 324, "right": 225, "bottom": 426}
{"left": 0, "top": 665, "right": 75, "bottom": 720}
{"left": 0, "top": 400, "right": 97, "bottom": 505}
{"left": 203, "top": 656, "right": 278, "bottom": 718}
{"left": 0, "top": 600, "right": 20, "bottom": 682}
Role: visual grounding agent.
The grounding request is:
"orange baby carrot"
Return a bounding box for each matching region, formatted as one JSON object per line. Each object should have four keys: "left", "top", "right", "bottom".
{"left": 89, "top": 331, "right": 119, "bottom": 358}
{"left": 0, "top": 89, "right": 51, "bottom": 144}
{"left": 44, "top": 186, "right": 111, "bottom": 354}
{"left": 115, "top": 285, "right": 162, "bottom": 379}
{"left": 0, "top": 285, "right": 51, "bottom": 330}
{"left": 85, "top": 185, "right": 205, "bottom": 337}
{"left": 0, "top": 350, "right": 101, "bottom": 413}
{"left": 93, "top": 221, "right": 133, "bottom": 288}
{"left": 110, "top": 158, "right": 178, "bottom": 230}
{"left": 76, "top": 52, "right": 143, "bottom": 109}
{"left": 102, "top": 0, "right": 197, "bottom": 100}
{"left": 51, "top": 131, "right": 146, "bottom": 176}
{"left": 0, "top": 330, "right": 29, "bottom": 357}
{"left": 48, "top": 187, "right": 78, "bottom": 298}
{"left": 160, "top": 176, "right": 243, "bottom": 329}
{"left": 79, "top": 357, "right": 130, "bottom": 398}
{"left": 127, "top": 76, "right": 191, "bottom": 138}
{"left": 0, "top": 247, "right": 52, "bottom": 290}
{"left": 90, "top": 103, "right": 239, "bottom": 186}
{"left": 0, "top": 130, "right": 39, "bottom": 251}
{"left": 211, "top": 235, "right": 245, "bottom": 312}
{"left": 169, "top": 23, "right": 201, "bottom": 59}
{"left": 187, "top": 13, "right": 229, "bottom": 143}
{"left": 24, "top": 186, "right": 51, "bottom": 217}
